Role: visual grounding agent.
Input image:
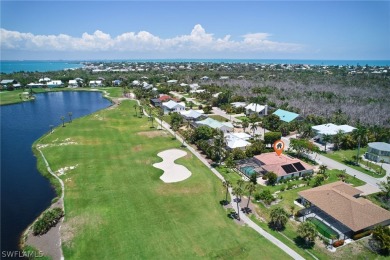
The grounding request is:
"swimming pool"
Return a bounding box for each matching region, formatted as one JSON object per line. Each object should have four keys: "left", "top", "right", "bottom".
{"left": 241, "top": 166, "right": 257, "bottom": 176}
{"left": 307, "top": 217, "right": 339, "bottom": 239}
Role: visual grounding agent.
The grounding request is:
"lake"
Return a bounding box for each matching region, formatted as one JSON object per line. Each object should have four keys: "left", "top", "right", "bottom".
{"left": 0, "top": 91, "right": 112, "bottom": 255}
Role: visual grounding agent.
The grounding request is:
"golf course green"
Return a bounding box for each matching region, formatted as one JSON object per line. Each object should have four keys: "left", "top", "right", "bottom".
{"left": 35, "top": 100, "right": 290, "bottom": 259}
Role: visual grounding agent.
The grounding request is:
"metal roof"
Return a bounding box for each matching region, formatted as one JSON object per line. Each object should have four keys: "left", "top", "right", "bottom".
{"left": 272, "top": 109, "right": 300, "bottom": 123}
{"left": 368, "top": 142, "right": 390, "bottom": 152}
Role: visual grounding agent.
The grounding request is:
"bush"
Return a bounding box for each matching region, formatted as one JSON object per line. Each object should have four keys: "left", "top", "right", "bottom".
{"left": 287, "top": 183, "right": 294, "bottom": 190}
{"left": 33, "top": 207, "right": 64, "bottom": 236}
{"left": 333, "top": 240, "right": 344, "bottom": 248}
{"left": 353, "top": 230, "right": 372, "bottom": 240}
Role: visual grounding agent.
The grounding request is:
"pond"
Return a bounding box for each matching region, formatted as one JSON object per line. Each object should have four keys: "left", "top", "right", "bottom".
{"left": 0, "top": 91, "right": 112, "bottom": 255}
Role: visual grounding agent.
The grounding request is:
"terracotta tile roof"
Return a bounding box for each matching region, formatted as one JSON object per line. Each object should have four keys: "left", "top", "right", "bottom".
{"left": 158, "top": 95, "right": 171, "bottom": 102}
{"left": 254, "top": 153, "right": 314, "bottom": 177}
{"left": 299, "top": 181, "right": 390, "bottom": 232}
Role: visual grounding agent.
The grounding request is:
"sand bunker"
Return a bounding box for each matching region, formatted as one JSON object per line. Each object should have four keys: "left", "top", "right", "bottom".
{"left": 153, "top": 149, "right": 191, "bottom": 183}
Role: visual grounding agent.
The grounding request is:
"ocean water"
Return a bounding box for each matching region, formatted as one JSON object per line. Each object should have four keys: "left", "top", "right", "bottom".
{"left": 1, "top": 59, "right": 389, "bottom": 74}
{"left": 0, "top": 61, "right": 84, "bottom": 74}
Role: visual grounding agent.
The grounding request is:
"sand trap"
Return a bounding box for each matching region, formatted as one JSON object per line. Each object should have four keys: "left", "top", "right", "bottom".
{"left": 153, "top": 149, "right": 192, "bottom": 183}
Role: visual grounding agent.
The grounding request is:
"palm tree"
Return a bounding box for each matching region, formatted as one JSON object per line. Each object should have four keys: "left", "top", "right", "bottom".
{"left": 245, "top": 183, "right": 257, "bottom": 211}
{"left": 158, "top": 114, "right": 163, "bottom": 130}
{"left": 60, "top": 116, "right": 65, "bottom": 127}
{"left": 138, "top": 105, "right": 143, "bottom": 117}
{"left": 223, "top": 180, "right": 231, "bottom": 203}
{"left": 68, "top": 112, "right": 73, "bottom": 123}
{"left": 133, "top": 104, "right": 138, "bottom": 117}
{"left": 172, "top": 122, "right": 179, "bottom": 140}
{"left": 290, "top": 205, "right": 296, "bottom": 218}
{"left": 250, "top": 122, "right": 258, "bottom": 138}
{"left": 269, "top": 207, "right": 289, "bottom": 230}
{"left": 150, "top": 116, "right": 155, "bottom": 128}
{"left": 353, "top": 125, "right": 367, "bottom": 165}
{"left": 212, "top": 130, "right": 225, "bottom": 165}
{"left": 237, "top": 179, "right": 244, "bottom": 188}
{"left": 297, "top": 221, "right": 317, "bottom": 246}
{"left": 319, "top": 164, "right": 328, "bottom": 175}
{"left": 232, "top": 186, "right": 243, "bottom": 220}
{"left": 332, "top": 130, "right": 344, "bottom": 151}
{"left": 322, "top": 134, "right": 331, "bottom": 152}
{"left": 241, "top": 118, "right": 249, "bottom": 133}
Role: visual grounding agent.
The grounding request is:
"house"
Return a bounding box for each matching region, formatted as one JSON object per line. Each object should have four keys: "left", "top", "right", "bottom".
{"left": 225, "top": 133, "right": 251, "bottom": 150}
{"left": 231, "top": 102, "right": 247, "bottom": 108}
{"left": 272, "top": 109, "right": 301, "bottom": 123}
{"left": 0, "top": 79, "right": 20, "bottom": 89}
{"left": 189, "top": 83, "right": 200, "bottom": 90}
{"left": 365, "top": 142, "right": 390, "bottom": 163}
{"left": 150, "top": 98, "right": 162, "bottom": 107}
{"left": 27, "top": 83, "right": 44, "bottom": 88}
{"left": 220, "top": 76, "right": 229, "bottom": 80}
{"left": 253, "top": 152, "right": 314, "bottom": 181}
{"left": 312, "top": 123, "right": 356, "bottom": 142}
{"left": 162, "top": 100, "right": 186, "bottom": 114}
{"left": 132, "top": 80, "right": 140, "bottom": 86}
{"left": 89, "top": 80, "right": 103, "bottom": 87}
{"left": 39, "top": 77, "right": 51, "bottom": 83}
{"left": 201, "top": 76, "right": 209, "bottom": 81}
{"left": 298, "top": 181, "right": 390, "bottom": 238}
{"left": 68, "top": 80, "right": 78, "bottom": 88}
{"left": 196, "top": 118, "right": 234, "bottom": 133}
{"left": 46, "top": 80, "right": 63, "bottom": 88}
{"left": 179, "top": 109, "right": 206, "bottom": 121}
{"left": 167, "top": 79, "right": 178, "bottom": 85}
{"left": 158, "top": 94, "right": 171, "bottom": 102}
{"left": 112, "top": 79, "right": 122, "bottom": 86}
{"left": 245, "top": 103, "right": 268, "bottom": 116}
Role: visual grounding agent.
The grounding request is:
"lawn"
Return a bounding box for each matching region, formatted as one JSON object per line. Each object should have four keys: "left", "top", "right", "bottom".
{"left": 0, "top": 89, "right": 31, "bottom": 105}
{"left": 324, "top": 149, "right": 385, "bottom": 178}
{"left": 209, "top": 114, "right": 229, "bottom": 122}
{"left": 35, "top": 100, "right": 291, "bottom": 259}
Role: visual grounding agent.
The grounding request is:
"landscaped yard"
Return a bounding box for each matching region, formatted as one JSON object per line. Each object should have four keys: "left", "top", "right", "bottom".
{"left": 209, "top": 114, "right": 229, "bottom": 122}
{"left": 324, "top": 149, "right": 385, "bottom": 178}
{"left": 0, "top": 89, "right": 30, "bottom": 105}
{"left": 35, "top": 100, "right": 291, "bottom": 259}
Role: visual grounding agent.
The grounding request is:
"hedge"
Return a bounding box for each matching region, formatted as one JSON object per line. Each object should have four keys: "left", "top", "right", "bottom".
{"left": 33, "top": 207, "right": 64, "bottom": 236}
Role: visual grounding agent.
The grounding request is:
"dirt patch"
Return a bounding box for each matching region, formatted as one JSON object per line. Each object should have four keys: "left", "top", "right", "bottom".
{"left": 138, "top": 131, "right": 167, "bottom": 138}
{"left": 61, "top": 213, "right": 103, "bottom": 248}
{"left": 132, "top": 145, "right": 143, "bottom": 152}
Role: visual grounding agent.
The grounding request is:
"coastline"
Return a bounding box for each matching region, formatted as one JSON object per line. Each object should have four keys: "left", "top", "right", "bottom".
{"left": 17, "top": 90, "right": 116, "bottom": 259}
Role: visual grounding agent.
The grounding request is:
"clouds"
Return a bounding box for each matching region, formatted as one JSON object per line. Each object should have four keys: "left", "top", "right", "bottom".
{"left": 0, "top": 24, "right": 303, "bottom": 56}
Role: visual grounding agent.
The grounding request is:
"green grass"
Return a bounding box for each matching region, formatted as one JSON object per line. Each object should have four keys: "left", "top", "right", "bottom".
{"left": 236, "top": 116, "right": 248, "bottom": 121}
{"left": 209, "top": 114, "right": 229, "bottom": 122}
{"left": 324, "top": 149, "right": 385, "bottom": 178}
{"left": 35, "top": 100, "right": 291, "bottom": 259}
{"left": 307, "top": 218, "right": 338, "bottom": 239}
{"left": 0, "top": 89, "right": 31, "bottom": 105}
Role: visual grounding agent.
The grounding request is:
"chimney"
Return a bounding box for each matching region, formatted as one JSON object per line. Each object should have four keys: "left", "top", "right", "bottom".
{"left": 264, "top": 104, "right": 268, "bottom": 116}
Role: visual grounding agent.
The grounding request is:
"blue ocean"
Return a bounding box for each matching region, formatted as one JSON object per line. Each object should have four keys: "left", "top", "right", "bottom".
{"left": 1, "top": 59, "right": 389, "bottom": 74}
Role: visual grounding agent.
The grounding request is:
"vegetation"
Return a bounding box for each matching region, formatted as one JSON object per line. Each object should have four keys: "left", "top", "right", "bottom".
{"left": 269, "top": 207, "right": 289, "bottom": 231}
{"left": 35, "top": 100, "right": 289, "bottom": 259}
{"left": 297, "top": 221, "right": 317, "bottom": 246}
{"left": 32, "top": 208, "right": 64, "bottom": 236}
{"left": 372, "top": 225, "right": 390, "bottom": 255}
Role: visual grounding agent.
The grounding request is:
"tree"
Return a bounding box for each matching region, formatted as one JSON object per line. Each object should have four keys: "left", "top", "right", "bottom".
{"left": 318, "top": 164, "right": 328, "bottom": 175}
{"left": 68, "top": 112, "right": 73, "bottom": 123}
{"left": 225, "top": 155, "right": 235, "bottom": 171}
{"left": 332, "top": 130, "right": 345, "bottom": 151}
{"left": 193, "top": 125, "right": 214, "bottom": 141}
{"left": 237, "top": 179, "right": 245, "bottom": 188}
{"left": 352, "top": 125, "right": 368, "bottom": 164}
{"left": 250, "top": 122, "right": 258, "bottom": 138}
{"left": 249, "top": 173, "right": 257, "bottom": 184}
{"left": 278, "top": 122, "right": 290, "bottom": 137}
{"left": 266, "top": 172, "right": 278, "bottom": 186}
{"left": 138, "top": 105, "right": 143, "bottom": 117}
{"left": 232, "top": 186, "right": 243, "bottom": 220}
{"left": 290, "top": 205, "right": 296, "bottom": 217}
{"left": 372, "top": 225, "right": 390, "bottom": 255}
{"left": 322, "top": 134, "right": 331, "bottom": 152}
{"left": 171, "top": 122, "right": 179, "bottom": 140}
{"left": 60, "top": 116, "right": 65, "bottom": 127}
{"left": 150, "top": 116, "right": 155, "bottom": 128}
{"left": 210, "top": 130, "right": 226, "bottom": 165}
{"left": 313, "top": 175, "right": 325, "bottom": 187}
{"left": 269, "top": 207, "right": 289, "bottom": 230}
{"left": 379, "top": 176, "right": 390, "bottom": 201}
{"left": 297, "top": 221, "right": 317, "bottom": 246}
{"left": 170, "top": 112, "right": 183, "bottom": 127}
{"left": 245, "top": 183, "right": 257, "bottom": 211}
{"left": 222, "top": 180, "right": 231, "bottom": 203}
{"left": 133, "top": 104, "right": 138, "bottom": 117}
{"left": 241, "top": 117, "right": 249, "bottom": 133}
{"left": 263, "top": 114, "right": 281, "bottom": 131}
{"left": 264, "top": 132, "right": 282, "bottom": 146}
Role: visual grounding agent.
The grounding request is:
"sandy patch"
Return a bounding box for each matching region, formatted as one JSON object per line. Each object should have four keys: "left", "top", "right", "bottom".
{"left": 56, "top": 165, "right": 78, "bottom": 176}
{"left": 138, "top": 131, "right": 167, "bottom": 138}
{"left": 153, "top": 149, "right": 192, "bottom": 183}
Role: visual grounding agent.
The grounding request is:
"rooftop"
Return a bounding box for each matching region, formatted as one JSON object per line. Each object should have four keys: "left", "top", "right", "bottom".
{"left": 299, "top": 181, "right": 390, "bottom": 232}
{"left": 272, "top": 109, "right": 300, "bottom": 123}
{"left": 245, "top": 103, "right": 266, "bottom": 113}
{"left": 368, "top": 142, "right": 390, "bottom": 152}
{"left": 312, "top": 123, "right": 356, "bottom": 135}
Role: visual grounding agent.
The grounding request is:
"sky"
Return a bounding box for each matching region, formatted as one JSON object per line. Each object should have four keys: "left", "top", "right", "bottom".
{"left": 1, "top": 1, "right": 389, "bottom": 60}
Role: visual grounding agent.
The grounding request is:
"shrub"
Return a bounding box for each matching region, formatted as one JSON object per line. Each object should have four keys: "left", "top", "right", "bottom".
{"left": 333, "top": 240, "right": 344, "bottom": 248}
{"left": 353, "top": 230, "right": 372, "bottom": 240}
{"left": 33, "top": 207, "right": 64, "bottom": 236}
{"left": 280, "top": 186, "right": 286, "bottom": 192}
{"left": 287, "top": 183, "right": 294, "bottom": 190}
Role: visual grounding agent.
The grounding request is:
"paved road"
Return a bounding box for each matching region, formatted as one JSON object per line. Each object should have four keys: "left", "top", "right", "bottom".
{"left": 146, "top": 118, "right": 305, "bottom": 259}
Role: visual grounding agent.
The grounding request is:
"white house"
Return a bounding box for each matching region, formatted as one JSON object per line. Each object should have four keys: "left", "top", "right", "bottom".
{"left": 162, "top": 100, "right": 186, "bottom": 114}
{"left": 89, "top": 80, "right": 103, "bottom": 87}
{"left": 196, "top": 118, "right": 234, "bottom": 133}
{"left": 245, "top": 103, "right": 267, "bottom": 116}
{"left": 68, "top": 80, "right": 78, "bottom": 88}
{"left": 167, "top": 79, "right": 178, "bottom": 85}
{"left": 231, "top": 102, "right": 247, "bottom": 108}
{"left": 179, "top": 109, "right": 205, "bottom": 121}
{"left": 47, "top": 80, "right": 63, "bottom": 88}
{"left": 39, "top": 77, "right": 51, "bottom": 83}
{"left": 312, "top": 123, "right": 356, "bottom": 142}
{"left": 225, "top": 133, "right": 251, "bottom": 150}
